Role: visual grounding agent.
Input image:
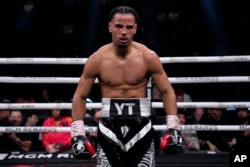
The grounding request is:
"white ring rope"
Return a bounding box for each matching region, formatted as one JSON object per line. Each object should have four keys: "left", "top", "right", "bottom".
{"left": 0, "top": 55, "right": 250, "bottom": 64}
{"left": 1, "top": 57, "right": 249, "bottom": 133}
{"left": 0, "top": 102, "right": 249, "bottom": 110}
{"left": 1, "top": 76, "right": 250, "bottom": 84}
{"left": 0, "top": 125, "right": 249, "bottom": 133}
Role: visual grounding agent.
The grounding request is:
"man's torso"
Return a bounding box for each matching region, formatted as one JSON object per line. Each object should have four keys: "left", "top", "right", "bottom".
{"left": 96, "top": 42, "right": 152, "bottom": 98}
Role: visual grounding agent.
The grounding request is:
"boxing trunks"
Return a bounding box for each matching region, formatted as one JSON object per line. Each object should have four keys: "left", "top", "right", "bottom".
{"left": 96, "top": 98, "right": 155, "bottom": 167}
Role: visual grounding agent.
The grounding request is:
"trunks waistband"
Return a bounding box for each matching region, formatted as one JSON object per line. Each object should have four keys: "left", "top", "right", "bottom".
{"left": 101, "top": 98, "right": 151, "bottom": 117}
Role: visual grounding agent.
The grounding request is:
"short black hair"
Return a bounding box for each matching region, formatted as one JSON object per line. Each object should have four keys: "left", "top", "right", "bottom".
{"left": 236, "top": 108, "right": 249, "bottom": 112}
{"left": 26, "top": 110, "right": 39, "bottom": 118}
{"left": 108, "top": 6, "right": 140, "bottom": 23}
{"left": 177, "top": 108, "right": 186, "bottom": 117}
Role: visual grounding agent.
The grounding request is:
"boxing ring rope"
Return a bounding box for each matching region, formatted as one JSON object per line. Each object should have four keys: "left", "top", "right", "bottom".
{"left": 0, "top": 55, "right": 250, "bottom": 64}
{"left": 0, "top": 125, "right": 250, "bottom": 133}
{"left": 0, "top": 76, "right": 250, "bottom": 84}
{"left": 0, "top": 102, "right": 250, "bottom": 110}
{"left": 1, "top": 55, "right": 249, "bottom": 133}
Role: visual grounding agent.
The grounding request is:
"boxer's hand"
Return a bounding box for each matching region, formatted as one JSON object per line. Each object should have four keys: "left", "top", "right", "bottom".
{"left": 160, "top": 129, "right": 183, "bottom": 154}
{"left": 71, "top": 136, "right": 96, "bottom": 160}
{"left": 71, "top": 120, "right": 96, "bottom": 160}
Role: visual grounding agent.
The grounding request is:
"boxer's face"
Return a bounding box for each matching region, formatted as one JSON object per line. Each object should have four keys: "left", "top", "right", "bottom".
{"left": 109, "top": 13, "right": 137, "bottom": 48}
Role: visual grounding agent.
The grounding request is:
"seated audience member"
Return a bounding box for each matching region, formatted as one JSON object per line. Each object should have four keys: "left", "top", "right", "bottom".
{"left": 42, "top": 104, "right": 72, "bottom": 153}
{"left": 0, "top": 110, "right": 32, "bottom": 152}
{"left": 176, "top": 88, "right": 192, "bottom": 102}
{"left": 228, "top": 108, "right": 250, "bottom": 152}
{"left": 176, "top": 88, "right": 192, "bottom": 114}
{"left": 24, "top": 111, "right": 41, "bottom": 151}
{"left": 202, "top": 107, "right": 236, "bottom": 151}
{"left": 186, "top": 107, "right": 206, "bottom": 124}
{"left": 25, "top": 110, "right": 39, "bottom": 127}
{"left": 177, "top": 109, "right": 200, "bottom": 151}
{"left": 186, "top": 107, "right": 209, "bottom": 150}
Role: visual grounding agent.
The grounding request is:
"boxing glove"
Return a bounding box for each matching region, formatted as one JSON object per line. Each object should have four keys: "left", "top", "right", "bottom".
{"left": 71, "top": 136, "right": 96, "bottom": 160}
{"left": 71, "top": 120, "right": 96, "bottom": 160}
{"left": 160, "top": 128, "right": 183, "bottom": 154}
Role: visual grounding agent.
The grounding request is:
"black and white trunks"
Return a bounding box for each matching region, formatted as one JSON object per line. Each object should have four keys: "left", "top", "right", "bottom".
{"left": 98, "top": 98, "right": 153, "bottom": 152}
{"left": 96, "top": 98, "right": 155, "bottom": 166}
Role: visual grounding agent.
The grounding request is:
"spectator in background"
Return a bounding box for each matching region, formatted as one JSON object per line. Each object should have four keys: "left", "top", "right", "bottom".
{"left": 186, "top": 107, "right": 207, "bottom": 124}
{"left": 186, "top": 107, "right": 209, "bottom": 150}
{"left": 0, "top": 110, "right": 33, "bottom": 152}
{"left": 176, "top": 88, "right": 192, "bottom": 102}
{"left": 202, "top": 108, "right": 236, "bottom": 151}
{"left": 177, "top": 109, "right": 200, "bottom": 151}
{"left": 176, "top": 88, "right": 192, "bottom": 115}
{"left": 25, "top": 110, "right": 39, "bottom": 127}
{"left": 42, "top": 100, "right": 72, "bottom": 153}
{"left": 24, "top": 111, "right": 41, "bottom": 151}
{"left": 228, "top": 108, "right": 250, "bottom": 152}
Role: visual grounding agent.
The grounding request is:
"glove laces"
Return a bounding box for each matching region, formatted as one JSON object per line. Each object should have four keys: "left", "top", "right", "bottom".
{"left": 166, "top": 115, "right": 179, "bottom": 129}
{"left": 71, "top": 120, "right": 85, "bottom": 137}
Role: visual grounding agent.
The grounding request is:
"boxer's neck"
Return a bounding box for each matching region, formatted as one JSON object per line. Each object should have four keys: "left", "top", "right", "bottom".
{"left": 113, "top": 43, "right": 133, "bottom": 58}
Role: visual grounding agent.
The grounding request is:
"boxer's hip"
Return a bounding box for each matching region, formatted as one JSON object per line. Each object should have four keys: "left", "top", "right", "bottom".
{"left": 98, "top": 98, "right": 153, "bottom": 152}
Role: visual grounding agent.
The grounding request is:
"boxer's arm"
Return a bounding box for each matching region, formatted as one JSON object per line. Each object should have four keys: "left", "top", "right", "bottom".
{"left": 72, "top": 53, "right": 100, "bottom": 121}
{"left": 71, "top": 53, "right": 99, "bottom": 160}
{"left": 146, "top": 51, "right": 182, "bottom": 154}
{"left": 146, "top": 51, "right": 177, "bottom": 116}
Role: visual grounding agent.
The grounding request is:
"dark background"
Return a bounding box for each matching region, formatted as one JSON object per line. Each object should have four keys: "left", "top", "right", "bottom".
{"left": 0, "top": 0, "right": 250, "bottom": 102}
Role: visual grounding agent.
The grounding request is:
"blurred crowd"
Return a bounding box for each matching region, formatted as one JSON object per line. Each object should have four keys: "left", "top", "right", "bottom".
{"left": 0, "top": 87, "right": 249, "bottom": 154}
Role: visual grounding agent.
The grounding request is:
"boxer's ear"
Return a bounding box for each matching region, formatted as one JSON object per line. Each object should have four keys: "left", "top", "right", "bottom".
{"left": 108, "top": 22, "right": 112, "bottom": 33}
{"left": 133, "top": 24, "right": 137, "bottom": 34}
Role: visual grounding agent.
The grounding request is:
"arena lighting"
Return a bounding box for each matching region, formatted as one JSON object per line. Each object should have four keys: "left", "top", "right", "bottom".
{"left": 200, "top": 0, "right": 226, "bottom": 47}
{"left": 23, "top": 0, "right": 34, "bottom": 13}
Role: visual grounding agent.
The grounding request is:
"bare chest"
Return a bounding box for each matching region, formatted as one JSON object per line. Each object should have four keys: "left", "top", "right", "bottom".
{"left": 99, "top": 59, "right": 148, "bottom": 86}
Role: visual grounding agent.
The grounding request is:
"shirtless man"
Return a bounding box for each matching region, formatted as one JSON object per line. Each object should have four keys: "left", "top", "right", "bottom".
{"left": 71, "top": 6, "right": 182, "bottom": 167}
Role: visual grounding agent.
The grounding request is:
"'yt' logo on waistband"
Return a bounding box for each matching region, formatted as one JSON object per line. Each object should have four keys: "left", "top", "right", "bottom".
{"left": 114, "top": 103, "right": 135, "bottom": 115}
